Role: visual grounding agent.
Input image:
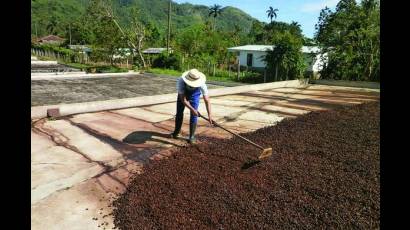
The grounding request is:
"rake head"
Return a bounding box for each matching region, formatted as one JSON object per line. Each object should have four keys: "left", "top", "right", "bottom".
{"left": 258, "top": 148, "right": 273, "bottom": 160}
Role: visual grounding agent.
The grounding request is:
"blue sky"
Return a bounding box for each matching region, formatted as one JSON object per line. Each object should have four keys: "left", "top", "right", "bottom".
{"left": 173, "top": 0, "right": 343, "bottom": 38}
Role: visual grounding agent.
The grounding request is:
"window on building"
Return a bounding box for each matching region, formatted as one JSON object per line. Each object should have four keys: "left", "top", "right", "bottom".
{"left": 247, "top": 53, "right": 253, "bottom": 67}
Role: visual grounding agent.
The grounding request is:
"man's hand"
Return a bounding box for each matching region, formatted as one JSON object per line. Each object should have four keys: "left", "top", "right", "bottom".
{"left": 208, "top": 116, "right": 214, "bottom": 126}
{"left": 203, "top": 95, "right": 213, "bottom": 126}
{"left": 191, "top": 109, "right": 199, "bottom": 117}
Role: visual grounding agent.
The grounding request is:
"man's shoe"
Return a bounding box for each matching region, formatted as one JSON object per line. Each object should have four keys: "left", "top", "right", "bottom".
{"left": 188, "top": 136, "right": 197, "bottom": 144}
{"left": 188, "top": 122, "right": 197, "bottom": 144}
{"left": 170, "top": 132, "right": 181, "bottom": 139}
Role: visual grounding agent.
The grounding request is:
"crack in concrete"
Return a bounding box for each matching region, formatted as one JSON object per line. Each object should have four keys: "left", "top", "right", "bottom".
{"left": 32, "top": 118, "right": 93, "bottom": 163}
{"left": 32, "top": 118, "right": 132, "bottom": 194}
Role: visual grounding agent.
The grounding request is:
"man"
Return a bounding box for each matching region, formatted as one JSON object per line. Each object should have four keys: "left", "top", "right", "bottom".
{"left": 170, "top": 69, "right": 213, "bottom": 144}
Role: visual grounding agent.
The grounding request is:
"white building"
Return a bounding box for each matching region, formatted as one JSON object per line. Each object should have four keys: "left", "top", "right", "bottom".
{"left": 142, "top": 48, "right": 172, "bottom": 54}
{"left": 112, "top": 48, "right": 135, "bottom": 59}
{"left": 68, "top": 45, "right": 92, "bottom": 53}
{"left": 227, "top": 45, "right": 327, "bottom": 75}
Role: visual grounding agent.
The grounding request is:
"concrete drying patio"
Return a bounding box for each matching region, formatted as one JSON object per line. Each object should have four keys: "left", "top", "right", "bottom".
{"left": 31, "top": 82, "right": 379, "bottom": 229}
{"left": 31, "top": 74, "right": 224, "bottom": 106}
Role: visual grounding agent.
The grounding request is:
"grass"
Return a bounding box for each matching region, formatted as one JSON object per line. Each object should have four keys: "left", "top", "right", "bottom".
{"left": 146, "top": 68, "right": 182, "bottom": 77}
{"left": 36, "top": 56, "right": 55, "bottom": 61}
{"left": 95, "top": 65, "right": 128, "bottom": 73}
{"left": 61, "top": 62, "right": 94, "bottom": 69}
{"left": 65, "top": 63, "right": 129, "bottom": 73}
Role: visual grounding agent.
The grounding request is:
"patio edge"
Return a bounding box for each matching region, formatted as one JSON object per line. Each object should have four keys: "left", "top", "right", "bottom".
{"left": 31, "top": 79, "right": 309, "bottom": 119}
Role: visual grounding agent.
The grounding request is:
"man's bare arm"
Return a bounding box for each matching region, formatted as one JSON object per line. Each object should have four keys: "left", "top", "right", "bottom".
{"left": 203, "top": 95, "right": 213, "bottom": 125}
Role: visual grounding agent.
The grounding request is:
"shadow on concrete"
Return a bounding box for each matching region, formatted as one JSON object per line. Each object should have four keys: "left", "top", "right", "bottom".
{"left": 302, "top": 87, "right": 380, "bottom": 95}
{"left": 66, "top": 119, "right": 159, "bottom": 163}
{"left": 123, "top": 131, "right": 181, "bottom": 147}
{"left": 265, "top": 88, "right": 380, "bottom": 100}
{"left": 238, "top": 93, "right": 347, "bottom": 111}
{"left": 106, "top": 111, "right": 187, "bottom": 144}
{"left": 238, "top": 92, "right": 294, "bottom": 101}
{"left": 222, "top": 109, "right": 249, "bottom": 122}
{"left": 240, "top": 90, "right": 379, "bottom": 103}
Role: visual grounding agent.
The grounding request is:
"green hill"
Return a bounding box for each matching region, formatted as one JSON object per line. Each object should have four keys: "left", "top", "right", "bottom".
{"left": 31, "top": 0, "right": 259, "bottom": 39}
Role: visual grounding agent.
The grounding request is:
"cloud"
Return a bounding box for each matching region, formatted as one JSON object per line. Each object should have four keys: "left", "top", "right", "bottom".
{"left": 300, "top": 0, "right": 339, "bottom": 13}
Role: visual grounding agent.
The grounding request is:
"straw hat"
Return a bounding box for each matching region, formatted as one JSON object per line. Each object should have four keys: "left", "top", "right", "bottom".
{"left": 181, "top": 69, "right": 206, "bottom": 88}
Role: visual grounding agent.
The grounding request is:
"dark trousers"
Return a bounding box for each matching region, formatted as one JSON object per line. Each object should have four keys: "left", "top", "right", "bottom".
{"left": 174, "top": 90, "right": 200, "bottom": 134}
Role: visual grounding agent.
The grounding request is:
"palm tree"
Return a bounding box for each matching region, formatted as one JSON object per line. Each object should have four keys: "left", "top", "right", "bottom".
{"left": 46, "top": 16, "right": 58, "bottom": 35}
{"left": 208, "top": 4, "right": 223, "bottom": 31}
{"left": 266, "top": 7, "right": 278, "bottom": 23}
{"left": 291, "top": 21, "right": 300, "bottom": 28}
{"left": 290, "top": 21, "right": 301, "bottom": 32}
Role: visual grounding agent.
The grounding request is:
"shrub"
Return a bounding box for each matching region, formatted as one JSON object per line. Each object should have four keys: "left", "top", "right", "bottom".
{"left": 83, "top": 65, "right": 127, "bottom": 73}
{"left": 238, "top": 71, "right": 264, "bottom": 83}
{"left": 152, "top": 53, "right": 182, "bottom": 70}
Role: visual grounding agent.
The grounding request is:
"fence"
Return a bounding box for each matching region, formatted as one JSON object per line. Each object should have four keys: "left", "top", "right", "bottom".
{"left": 31, "top": 47, "right": 134, "bottom": 69}
{"left": 31, "top": 48, "right": 90, "bottom": 64}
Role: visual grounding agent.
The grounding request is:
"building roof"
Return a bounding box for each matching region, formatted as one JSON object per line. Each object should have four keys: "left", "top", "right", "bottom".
{"left": 69, "top": 45, "right": 92, "bottom": 52}
{"left": 69, "top": 45, "right": 88, "bottom": 49}
{"left": 227, "top": 45, "right": 321, "bottom": 53}
{"left": 39, "top": 35, "right": 65, "bottom": 42}
{"left": 302, "top": 46, "right": 321, "bottom": 53}
{"left": 142, "top": 48, "right": 169, "bottom": 54}
{"left": 228, "top": 45, "right": 274, "bottom": 52}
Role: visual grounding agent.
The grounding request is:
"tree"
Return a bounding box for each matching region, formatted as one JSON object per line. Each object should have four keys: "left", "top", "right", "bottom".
{"left": 263, "top": 21, "right": 304, "bottom": 45}
{"left": 315, "top": 0, "right": 380, "bottom": 81}
{"left": 99, "top": 1, "right": 147, "bottom": 68}
{"left": 208, "top": 4, "right": 223, "bottom": 31}
{"left": 46, "top": 15, "right": 58, "bottom": 35}
{"left": 83, "top": 0, "right": 122, "bottom": 63}
{"left": 177, "top": 24, "right": 205, "bottom": 58}
{"left": 291, "top": 21, "right": 300, "bottom": 27}
{"left": 248, "top": 21, "right": 265, "bottom": 44}
{"left": 289, "top": 21, "right": 303, "bottom": 37}
{"left": 263, "top": 32, "right": 305, "bottom": 81}
{"left": 266, "top": 7, "right": 278, "bottom": 23}
{"left": 32, "top": 0, "right": 257, "bottom": 42}
{"left": 145, "top": 22, "right": 161, "bottom": 47}
{"left": 229, "top": 24, "right": 242, "bottom": 46}
{"left": 336, "top": 0, "right": 357, "bottom": 12}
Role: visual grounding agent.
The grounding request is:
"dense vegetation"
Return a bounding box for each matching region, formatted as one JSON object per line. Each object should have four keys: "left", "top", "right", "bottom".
{"left": 31, "top": 0, "right": 380, "bottom": 82}
{"left": 31, "top": 0, "right": 256, "bottom": 40}
{"left": 315, "top": 0, "right": 380, "bottom": 81}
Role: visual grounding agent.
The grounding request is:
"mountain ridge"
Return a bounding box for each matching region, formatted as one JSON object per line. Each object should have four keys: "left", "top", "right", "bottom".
{"left": 31, "top": 0, "right": 260, "bottom": 38}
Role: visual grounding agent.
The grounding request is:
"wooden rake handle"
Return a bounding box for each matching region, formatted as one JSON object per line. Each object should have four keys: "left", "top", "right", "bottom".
{"left": 198, "top": 112, "right": 265, "bottom": 150}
